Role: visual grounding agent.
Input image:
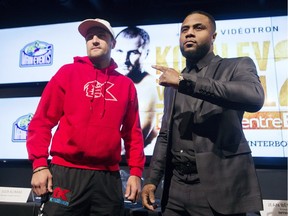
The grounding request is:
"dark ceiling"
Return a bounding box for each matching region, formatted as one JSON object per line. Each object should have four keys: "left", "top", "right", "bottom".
{"left": 0, "top": 0, "right": 287, "bottom": 29}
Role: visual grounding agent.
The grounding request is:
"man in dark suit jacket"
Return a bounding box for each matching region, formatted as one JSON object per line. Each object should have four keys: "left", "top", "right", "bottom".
{"left": 141, "top": 10, "right": 264, "bottom": 216}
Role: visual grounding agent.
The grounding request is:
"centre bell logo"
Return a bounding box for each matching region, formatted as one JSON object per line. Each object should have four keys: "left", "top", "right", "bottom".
{"left": 19, "top": 40, "right": 53, "bottom": 67}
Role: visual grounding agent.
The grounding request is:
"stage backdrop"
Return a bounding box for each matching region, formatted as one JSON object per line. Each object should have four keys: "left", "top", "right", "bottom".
{"left": 0, "top": 16, "right": 287, "bottom": 159}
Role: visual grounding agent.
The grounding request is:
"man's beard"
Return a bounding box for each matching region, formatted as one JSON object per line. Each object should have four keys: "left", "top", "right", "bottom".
{"left": 180, "top": 42, "right": 210, "bottom": 63}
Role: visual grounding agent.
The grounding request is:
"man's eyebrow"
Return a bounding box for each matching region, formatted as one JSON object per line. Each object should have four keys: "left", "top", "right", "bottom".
{"left": 191, "top": 22, "right": 206, "bottom": 27}
{"left": 181, "top": 24, "right": 189, "bottom": 29}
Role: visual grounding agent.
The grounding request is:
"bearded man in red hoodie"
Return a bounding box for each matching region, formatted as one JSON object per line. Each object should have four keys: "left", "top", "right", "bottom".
{"left": 26, "top": 18, "right": 145, "bottom": 216}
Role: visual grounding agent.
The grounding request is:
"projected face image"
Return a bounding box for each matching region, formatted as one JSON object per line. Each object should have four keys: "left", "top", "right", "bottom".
{"left": 113, "top": 34, "right": 148, "bottom": 76}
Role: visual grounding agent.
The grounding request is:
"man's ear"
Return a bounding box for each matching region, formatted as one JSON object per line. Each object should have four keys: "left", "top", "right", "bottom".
{"left": 145, "top": 49, "right": 150, "bottom": 58}
{"left": 111, "top": 39, "right": 116, "bottom": 49}
{"left": 212, "top": 32, "right": 217, "bottom": 43}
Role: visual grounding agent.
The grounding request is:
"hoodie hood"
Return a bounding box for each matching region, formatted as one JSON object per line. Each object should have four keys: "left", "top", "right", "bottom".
{"left": 73, "top": 56, "right": 118, "bottom": 73}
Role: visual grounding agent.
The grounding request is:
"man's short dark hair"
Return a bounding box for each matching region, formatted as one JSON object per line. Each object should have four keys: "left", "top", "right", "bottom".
{"left": 116, "top": 26, "right": 150, "bottom": 46}
{"left": 187, "top": 10, "right": 216, "bottom": 33}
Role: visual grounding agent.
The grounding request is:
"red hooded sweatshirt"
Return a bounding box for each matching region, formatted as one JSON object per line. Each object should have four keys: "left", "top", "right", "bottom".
{"left": 26, "top": 56, "right": 145, "bottom": 177}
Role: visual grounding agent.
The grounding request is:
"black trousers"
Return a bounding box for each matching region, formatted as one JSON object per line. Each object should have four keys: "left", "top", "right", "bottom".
{"left": 39, "top": 164, "right": 125, "bottom": 216}
{"left": 162, "top": 173, "right": 261, "bottom": 216}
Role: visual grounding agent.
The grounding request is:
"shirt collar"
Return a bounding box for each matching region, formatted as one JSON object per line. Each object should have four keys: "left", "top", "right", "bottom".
{"left": 187, "top": 52, "right": 215, "bottom": 72}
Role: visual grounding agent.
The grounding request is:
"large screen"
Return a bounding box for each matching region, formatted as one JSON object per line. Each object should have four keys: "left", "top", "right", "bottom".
{"left": 0, "top": 16, "right": 287, "bottom": 162}
{"left": 0, "top": 97, "right": 40, "bottom": 159}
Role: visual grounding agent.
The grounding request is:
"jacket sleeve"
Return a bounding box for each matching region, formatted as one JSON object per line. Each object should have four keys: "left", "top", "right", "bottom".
{"left": 178, "top": 57, "right": 265, "bottom": 112}
{"left": 26, "top": 76, "right": 65, "bottom": 170}
{"left": 121, "top": 84, "right": 146, "bottom": 177}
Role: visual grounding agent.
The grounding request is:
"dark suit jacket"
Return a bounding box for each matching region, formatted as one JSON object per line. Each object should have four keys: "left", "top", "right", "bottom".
{"left": 145, "top": 55, "right": 264, "bottom": 214}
